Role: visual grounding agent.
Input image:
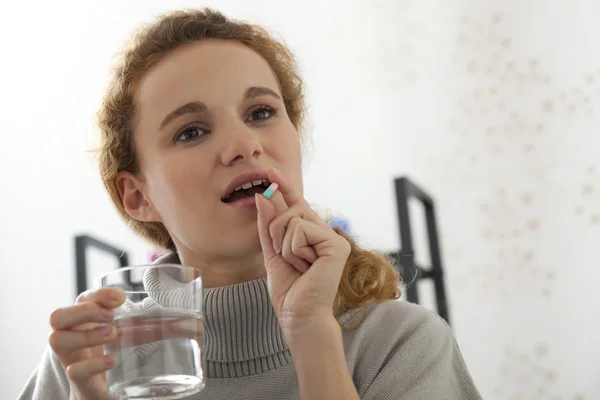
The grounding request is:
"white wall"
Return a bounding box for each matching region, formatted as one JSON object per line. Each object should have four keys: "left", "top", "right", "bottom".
{"left": 2, "top": 1, "right": 599, "bottom": 399}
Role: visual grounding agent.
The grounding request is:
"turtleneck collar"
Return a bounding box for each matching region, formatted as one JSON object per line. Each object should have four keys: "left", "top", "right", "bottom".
{"left": 151, "top": 252, "right": 292, "bottom": 378}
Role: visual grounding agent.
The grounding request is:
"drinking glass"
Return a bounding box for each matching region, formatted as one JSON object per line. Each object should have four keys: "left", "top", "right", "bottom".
{"left": 99, "top": 264, "right": 204, "bottom": 400}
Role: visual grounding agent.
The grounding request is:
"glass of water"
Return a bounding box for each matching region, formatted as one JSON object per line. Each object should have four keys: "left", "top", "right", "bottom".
{"left": 99, "top": 264, "right": 204, "bottom": 400}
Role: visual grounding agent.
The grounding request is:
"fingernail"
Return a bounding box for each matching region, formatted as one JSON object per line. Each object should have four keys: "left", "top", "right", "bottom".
{"left": 102, "top": 325, "right": 116, "bottom": 338}
{"left": 273, "top": 240, "right": 281, "bottom": 255}
{"left": 105, "top": 355, "right": 116, "bottom": 368}
{"left": 109, "top": 290, "right": 121, "bottom": 301}
{"left": 255, "top": 193, "right": 261, "bottom": 209}
{"left": 101, "top": 308, "right": 113, "bottom": 321}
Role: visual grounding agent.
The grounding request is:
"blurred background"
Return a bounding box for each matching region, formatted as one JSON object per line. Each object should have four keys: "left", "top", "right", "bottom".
{"left": 2, "top": 0, "right": 599, "bottom": 399}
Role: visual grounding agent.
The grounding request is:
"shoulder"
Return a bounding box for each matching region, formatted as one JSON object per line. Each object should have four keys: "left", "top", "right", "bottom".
{"left": 340, "top": 301, "right": 482, "bottom": 399}
{"left": 341, "top": 299, "right": 451, "bottom": 344}
{"left": 340, "top": 300, "right": 457, "bottom": 377}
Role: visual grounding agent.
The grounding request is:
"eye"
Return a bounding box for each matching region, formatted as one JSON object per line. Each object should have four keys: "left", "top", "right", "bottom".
{"left": 174, "top": 125, "right": 207, "bottom": 143}
{"left": 247, "top": 106, "right": 277, "bottom": 122}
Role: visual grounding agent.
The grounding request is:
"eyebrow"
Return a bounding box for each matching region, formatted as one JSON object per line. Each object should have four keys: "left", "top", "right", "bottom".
{"left": 159, "top": 101, "right": 206, "bottom": 130}
{"left": 243, "top": 86, "right": 281, "bottom": 101}
{"left": 158, "top": 86, "right": 281, "bottom": 130}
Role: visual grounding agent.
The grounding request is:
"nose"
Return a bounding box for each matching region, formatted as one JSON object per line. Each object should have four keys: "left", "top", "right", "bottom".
{"left": 220, "top": 122, "right": 264, "bottom": 166}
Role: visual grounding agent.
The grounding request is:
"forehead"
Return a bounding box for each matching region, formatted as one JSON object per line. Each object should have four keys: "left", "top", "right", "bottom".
{"left": 135, "top": 39, "right": 280, "bottom": 114}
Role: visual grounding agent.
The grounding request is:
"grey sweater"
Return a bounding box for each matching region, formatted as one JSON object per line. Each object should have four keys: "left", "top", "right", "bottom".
{"left": 18, "top": 276, "right": 482, "bottom": 399}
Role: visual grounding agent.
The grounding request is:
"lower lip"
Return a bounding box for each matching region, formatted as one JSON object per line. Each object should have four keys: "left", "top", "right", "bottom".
{"left": 222, "top": 196, "right": 257, "bottom": 208}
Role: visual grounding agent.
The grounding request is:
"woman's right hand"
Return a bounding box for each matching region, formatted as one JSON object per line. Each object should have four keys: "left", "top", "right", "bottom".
{"left": 49, "top": 287, "right": 125, "bottom": 400}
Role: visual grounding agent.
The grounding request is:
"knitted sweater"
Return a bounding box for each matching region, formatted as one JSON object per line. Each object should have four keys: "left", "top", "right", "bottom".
{"left": 18, "top": 273, "right": 482, "bottom": 399}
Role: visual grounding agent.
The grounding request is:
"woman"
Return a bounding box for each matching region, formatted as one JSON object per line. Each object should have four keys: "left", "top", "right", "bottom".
{"left": 19, "top": 8, "right": 482, "bottom": 400}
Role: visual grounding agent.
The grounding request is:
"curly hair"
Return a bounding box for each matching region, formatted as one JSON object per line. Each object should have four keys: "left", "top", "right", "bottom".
{"left": 96, "top": 8, "right": 401, "bottom": 321}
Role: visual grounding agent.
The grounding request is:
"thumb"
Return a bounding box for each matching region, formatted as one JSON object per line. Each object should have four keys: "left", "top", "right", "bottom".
{"left": 256, "top": 193, "right": 277, "bottom": 259}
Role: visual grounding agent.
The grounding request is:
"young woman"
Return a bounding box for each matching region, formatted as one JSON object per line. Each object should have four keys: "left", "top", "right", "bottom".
{"left": 19, "top": 8, "right": 482, "bottom": 400}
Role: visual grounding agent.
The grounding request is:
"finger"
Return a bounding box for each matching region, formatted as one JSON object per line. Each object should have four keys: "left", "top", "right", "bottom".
{"left": 281, "top": 217, "right": 312, "bottom": 273}
{"left": 291, "top": 219, "right": 351, "bottom": 282}
{"left": 49, "top": 325, "right": 117, "bottom": 355}
{"left": 256, "top": 193, "right": 278, "bottom": 259}
{"left": 50, "top": 302, "right": 114, "bottom": 331}
{"left": 268, "top": 204, "right": 290, "bottom": 255}
{"left": 268, "top": 168, "right": 302, "bottom": 206}
{"left": 66, "top": 355, "right": 115, "bottom": 400}
{"left": 268, "top": 203, "right": 331, "bottom": 254}
{"left": 289, "top": 217, "right": 343, "bottom": 256}
{"left": 287, "top": 217, "right": 319, "bottom": 264}
{"left": 266, "top": 168, "right": 327, "bottom": 226}
{"left": 268, "top": 189, "right": 289, "bottom": 215}
{"left": 76, "top": 287, "right": 126, "bottom": 309}
{"left": 291, "top": 225, "right": 319, "bottom": 264}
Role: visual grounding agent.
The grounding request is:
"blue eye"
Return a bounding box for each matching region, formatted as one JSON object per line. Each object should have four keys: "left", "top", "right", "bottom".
{"left": 247, "top": 106, "right": 276, "bottom": 122}
{"left": 175, "top": 126, "right": 206, "bottom": 143}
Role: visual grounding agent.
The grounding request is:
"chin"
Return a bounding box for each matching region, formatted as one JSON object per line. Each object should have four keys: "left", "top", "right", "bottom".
{"left": 225, "top": 228, "right": 263, "bottom": 257}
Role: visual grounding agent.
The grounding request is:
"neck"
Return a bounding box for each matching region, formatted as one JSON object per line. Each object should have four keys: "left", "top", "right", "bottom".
{"left": 141, "top": 266, "right": 291, "bottom": 378}
{"left": 176, "top": 247, "right": 267, "bottom": 288}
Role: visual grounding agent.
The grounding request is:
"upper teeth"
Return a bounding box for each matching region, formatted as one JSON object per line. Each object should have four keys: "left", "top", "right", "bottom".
{"left": 233, "top": 179, "right": 268, "bottom": 192}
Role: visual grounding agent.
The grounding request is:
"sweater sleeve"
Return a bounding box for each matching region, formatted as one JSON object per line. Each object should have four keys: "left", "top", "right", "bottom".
{"left": 18, "top": 345, "right": 71, "bottom": 400}
{"left": 342, "top": 301, "right": 483, "bottom": 400}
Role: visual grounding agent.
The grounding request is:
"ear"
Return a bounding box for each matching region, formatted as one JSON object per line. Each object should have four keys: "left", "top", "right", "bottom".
{"left": 116, "top": 171, "right": 162, "bottom": 223}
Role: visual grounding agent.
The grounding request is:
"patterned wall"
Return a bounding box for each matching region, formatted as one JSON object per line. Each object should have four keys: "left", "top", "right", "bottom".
{"left": 307, "top": 1, "right": 600, "bottom": 398}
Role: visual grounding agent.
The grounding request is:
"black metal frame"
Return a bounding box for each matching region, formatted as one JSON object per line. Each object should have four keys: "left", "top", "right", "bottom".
{"left": 388, "top": 177, "right": 450, "bottom": 325}
{"left": 75, "top": 234, "right": 130, "bottom": 296}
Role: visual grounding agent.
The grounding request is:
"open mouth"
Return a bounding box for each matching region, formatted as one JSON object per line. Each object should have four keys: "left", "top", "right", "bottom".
{"left": 222, "top": 179, "right": 271, "bottom": 203}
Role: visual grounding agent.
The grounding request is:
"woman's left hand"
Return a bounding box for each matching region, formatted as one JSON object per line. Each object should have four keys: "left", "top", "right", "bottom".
{"left": 255, "top": 168, "right": 351, "bottom": 333}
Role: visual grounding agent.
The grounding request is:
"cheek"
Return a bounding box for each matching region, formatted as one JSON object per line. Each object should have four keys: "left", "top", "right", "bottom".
{"left": 146, "top": 152, "right": 213, "bottom": 209}
{"left": 272, "top": 128, "right": 304, "bottom": 189}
